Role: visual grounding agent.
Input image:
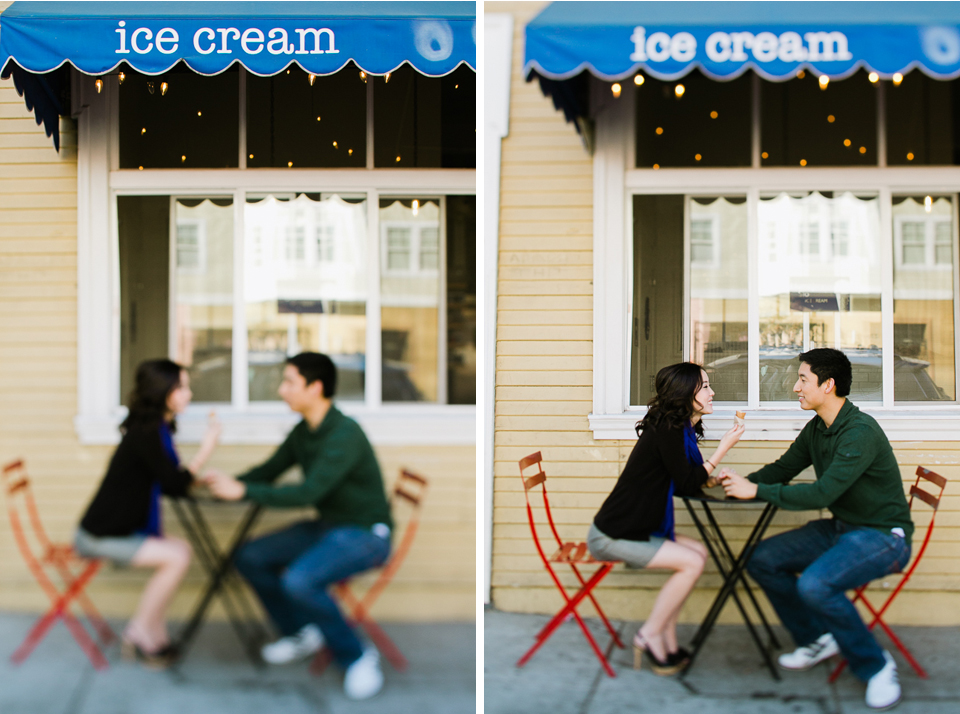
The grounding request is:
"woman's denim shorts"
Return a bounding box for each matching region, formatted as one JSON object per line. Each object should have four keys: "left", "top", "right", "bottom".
{"left": 74, "top": 527, "right": 146, "bottom": 565}
{"left": 586, "top": 523, "right": 666, "bottom": 569}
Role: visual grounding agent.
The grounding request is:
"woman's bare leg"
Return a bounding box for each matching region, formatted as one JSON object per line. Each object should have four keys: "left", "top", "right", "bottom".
{"left": 126, "top": 537, "right": 192, "bottom": 652}
{"left": 636, "top": 538, "right": 706, "bottom": 661}
{"left": 660, "top": 535, "right": 708, "bottom": 653}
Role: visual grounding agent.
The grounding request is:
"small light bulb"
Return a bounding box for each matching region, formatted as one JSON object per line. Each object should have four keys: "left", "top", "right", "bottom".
{"left": 655, "top": 127, "right": 663, "bottom": 135}
{"left": 695, "top": 153, "right": 702, "bottom": 161}
{"left": 800, "top": 159, "right": 808, "bottom": 166}
{"left": 710, "top": 110, "right": 718, "bottom": 119}
{"left": 348, "top": 149, "right": 353, "bottom": 155}
{"left": 907, "top": 152, "right": 914, "bottom": 161}
{"left": 308, "top": 74, "right": 316, "bottom": 86}
{"left": 286, "top": 70, "right": 290, "bottom": 75}
{"left": 412, "top": 200, "right": 419, "bottom": 216}
{"left": 893, "top": 73, "right": 903, "bottom": 86}
{"left": 332, "top": 141, "right": 338, "bottom": 149}
{"left": 118, "top": 72, "right": 125, "bottom": 85}
{"left": 197, "top": 111, "right": 202, "bottom": 117}
{"left": 141, "top": 127, "right": 146, "bottom": 135}
{"left": 288, "top": 161, "right": 293, "bottom": 167}
{"left": 868, "top": 72, "right": 879, "bottom": 83}
{"left": 653, "top": 164, "right": 660, "bottom": 170}
{"left": 317, "top": 116, "right": 321, "bottom": 122}
{"left": 818, "top": 75, "right": 829, "bottom": 90}
{"left": 181, "top": 155, "right": 186, "bottom": 162}
{"left": 385, "top": 72, "right": 391, "bottom": 83}
{"left": 396, "top": 155, "right": 401, "bottom": 162}
{"left": 844, "top": 139, "right": 851, "bottom": 147}
{"left": 455, "top": 84, "right": 459, "bottom": 89}
{"left": 675, "top": 84, "right": 685, "bottom": 98}
{"left": 138, "top": 166, "right": 143, "bottom": 171}
{"left": 761, "top": 151, "right": 769, "bottom": 159}
{"left": 925, "top": 195, "right": 933, "bottom": 213}
{"left": 95, "top": 78, "right": 103, "bottom": 93}
{"left": 797, "top": 70, "right": 806, "bottom": 79}
{"left": 827, "top": 115, "right": 835, "bottom": 123}
{"left": 160, "top": 82, "right": 168, "bottom": 96}
{"left": 859, "top": 146, "right": 867, "bottom": 154}
{"left": 360, "top": 71, "right": 367, "bottom": 82}
{"left": 634, "top": 74, "right": 644, "bottom": 86}
{"left": 611, "top": 83, "right": 621, "bottom": 98}
{"left": 249, "top": 154, "right": 254, "bottom": 159}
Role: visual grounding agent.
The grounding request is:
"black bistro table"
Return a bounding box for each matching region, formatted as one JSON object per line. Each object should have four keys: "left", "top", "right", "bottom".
{"left": 169, "top": 494, "right": 270, "bottom": 666}
{"left": 681, "top": 493, "right": 781, "bottom": 679}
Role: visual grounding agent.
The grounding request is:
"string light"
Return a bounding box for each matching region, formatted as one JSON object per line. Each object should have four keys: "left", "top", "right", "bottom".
{"left": 695, "top": 153, "right": 702, "bottom": 161}
{"left": 797, "top": 70, "right": 806, "bottom": 79}
{"left": 634, "top": 74, "right": 644, "bottom": 86}
{"left": 138, "top": 166, "right": 143, "bottom": 170}
{"left": 317, "top": 116, "right": 321, "bottom": 122}
{"left": 675, "top": 84, "right": 685, "bottom": 98}
{"left": 141, "top": 127, "right": 146, "bottom": 135}
{"left": 308, "top": 74, "right": 316, "bottom": 86}
{"left": 455, "top": 84, "right": 459, "bottom": 88}
{"left": 118, "top": 72, "right": 125, "bottom": 85}
{"left": 332, "top": 141, "right": 338, "bottom": 149}
{"left": 800, "top": 159, "right": 808, "bottom": 166}
{"left": 653, "top": 164, "right": 660, "bottom": 170}
{"left": 160, "top": 82, "right": 168, "bottom": 96}
{"left": 761, "top": 151, "right": 769, "bottom": 159}
{"left": 288, "top": 161, "right": 293, "bottom": 167}
{"left": 197, "top": 111, "right": 202, "bottom": 117}
{"left": 95, "top": 78, "right": 103, "bottom": 93}
{"left": 818, "top": 75, "right": 829, "bottom": 90}
{"left": 868, "top": 72, "right": 879, "bottom": 83}
{"left": 348, "top": 149, "right": 353, "bottom": 155}
{"left": 859, "top": 146, "right": 867, "bottom": 154}
{"left": 181, "top": 155, "right": 186, "bottom": 162}
{"left": 359, "top": 71, "right": 367, "bottom": 83}
{"left": 385, "top": 72, "right": 392, "bottom": 84}
{"left": 893, "top": 73, "right": 903, "bottom": 86}
{"left": 286, "top": 69, "right": 290, "bottom": 75}
{"left": 412, "top": 199, "right": 420, "bottom": 216}
{"left": 925, "top": 196, "right": 933, "bottom": 213}
{"left": 611, "top": 83, "right": 621, "bottom": 98}
{"left": 844, "top": 139, "right": 852, "bottom": 147}
{"left": 249, "top": 153, "right": 254, "bottom": 159}
{"left": 907, "top": 152, "right": 914, "bottom": 161}
{"left": 396, "top": 155, "right": 401, "bottom": 162}
{"left": 710, "top": 110, "right": 718, "bottom": 119}
{"left": 827, "top": 115, "right": 835, "bottom": 123}
{"left": 655, "top": 127, "right": 664, "bottom": 135}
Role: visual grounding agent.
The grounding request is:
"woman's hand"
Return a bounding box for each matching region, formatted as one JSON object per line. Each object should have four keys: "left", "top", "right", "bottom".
{"left": 203, "top": 470, "right": 246, "bottom": 501}
{"left": 720, "top": 468, "right": 758, "bottom": 500}
{"left": 718, "top": 422, "right": 745, "bottom": 452}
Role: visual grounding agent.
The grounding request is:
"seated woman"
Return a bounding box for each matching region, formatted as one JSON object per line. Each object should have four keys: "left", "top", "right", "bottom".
{"left": 74, "top": 359, "right": 220, "bottom": 666}
{"left": 587, "top": 362, "right": 744, "bottom": 674}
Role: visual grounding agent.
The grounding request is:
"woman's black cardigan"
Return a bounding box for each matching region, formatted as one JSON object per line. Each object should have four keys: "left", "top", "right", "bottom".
{"left": 80, "top": 424, "right": 194, "bottom": 537}
{"left": 593, "top": 421, "right": 709, "bottom": 542}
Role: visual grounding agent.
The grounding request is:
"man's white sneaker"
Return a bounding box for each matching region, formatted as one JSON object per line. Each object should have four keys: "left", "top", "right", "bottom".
{"left": 866, "top": 651, "right": 901, "bottom": 710}
{"left": 344, "top": 647, "right": 384, "bottom": 700}
{"left": 261, "top": 624, "right": 324, "bottom": 665}
{"left": 778, "top": 633, "right": 840, "bottom": 670}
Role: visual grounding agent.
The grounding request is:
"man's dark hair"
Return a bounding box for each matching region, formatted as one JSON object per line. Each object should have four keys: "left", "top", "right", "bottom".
{"left": 286, "top": 352, "right": 337, "bottom": 398}
{"left": 798, "top": 348, "right": 852, "bottom": 397}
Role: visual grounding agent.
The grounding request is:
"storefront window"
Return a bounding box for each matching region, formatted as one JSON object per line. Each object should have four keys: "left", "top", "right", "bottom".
{"left": 246, "top": 66, "right": 366, "bottom": 168}
{"left": 691, "top": 197, "right": 748, "bottom": 403}
{"left": 373, "top": 64, "right": 476, "bottom": 168}
{"left": 634, "top": 69, "right": 751, "bottom": 168}
{"left": 245, "top": 194, "right": 367, "bottom": 402}
{"left": 446, "top": 195, "right": 476, "bottom": 405}
{"left": 758, "top": 192, "right": 882, "bottom": 402}
{"left": 886, "top": 75, "right": 960, "bottom": 166}
{"left": 761, "top": 70, "right": 876, "bottom": 167}
{"left": 893, "top": 196, "right": 957, "bottom": 401}
{"left": 119, "top": 64, "right": 239, "bottom": 169}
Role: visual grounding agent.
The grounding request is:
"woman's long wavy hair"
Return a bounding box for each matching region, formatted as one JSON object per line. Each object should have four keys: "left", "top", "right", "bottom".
{"left": 636, "top": 362, "right": 705, "bottom": 440}
{"left": 121, "top": 359, "right": 185, "bottom": 433}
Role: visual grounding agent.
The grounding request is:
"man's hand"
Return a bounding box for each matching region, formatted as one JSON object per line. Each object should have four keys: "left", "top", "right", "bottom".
{"left": 721, "top": 469, "right": 758, "bottom": 500}
{"left": 204, "top": 470, "right": 246, "bottom": 501}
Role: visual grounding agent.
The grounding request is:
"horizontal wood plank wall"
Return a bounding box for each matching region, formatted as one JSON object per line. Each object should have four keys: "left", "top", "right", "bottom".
{"left": 491, "top": 2, "right": 960, "bottom": 626}
{"left": 0, "top": 77, "right": 474, "bottom": 622}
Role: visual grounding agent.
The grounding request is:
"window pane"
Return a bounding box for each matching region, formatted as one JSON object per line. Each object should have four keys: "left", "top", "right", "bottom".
{"left": 758, "top": 192, "right": 882, "bottom": 402}
{"left": 893, "top": 196, "right": 956, "bottom": 401}
{"left": 119, "top": 64, "right": 238, "bottom": 169}
{"left": 691, "top": 197, "right": 748, "bottom": 403}
{"left": 446, "top": 195, "right": 476, "bottom": 405}
{"left": 245, "top": 194, "right": 367, "bottom": 402}
{"left": 886, "top": 73, "right": 960, "bottom": 165}
{"left": 635, "top": 69, "right": 751, "bottom": 168}
{"left": 380, "top": 198, "right": 440, "bottom": 401}
{"left": 246, "top": 65, "right": 366, "bottom": 168}
{"left": 631, "top": 196, "right": 684, "bottom": 405}
{"left": 761, "top": 70, "right": 876, "bottom": 167}
{"left": 173, "top": 198, "right": 234, "bottom": 402}
{"left": 373, "top": 65, "right": 476, "bottom": 168}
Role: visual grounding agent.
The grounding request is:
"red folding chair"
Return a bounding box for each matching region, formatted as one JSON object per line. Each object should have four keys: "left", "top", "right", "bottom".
{"left": 2, "top": 459, "right": 115, "bottom": 669}
{"left": 828, "top": 466, "right": 947, "bottom": 682}
{"left": 310, "top": 469, "right": 427, "bottom": 675}
{"left": 516, "top": 452, "right": 625, "bottom": 678}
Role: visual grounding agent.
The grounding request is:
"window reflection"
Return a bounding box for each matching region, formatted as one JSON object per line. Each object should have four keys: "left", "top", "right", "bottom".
{"left": 893, "top": 196, "right": 956, "bottom": 401}
{"left": 758, "top": 192, "right": 882, "bottom": 401}
{"left": 244, "top": 194, "right": 367, "bottom": 401}
{"left": 380, "top": 198, "right": 441, "bottom": 401}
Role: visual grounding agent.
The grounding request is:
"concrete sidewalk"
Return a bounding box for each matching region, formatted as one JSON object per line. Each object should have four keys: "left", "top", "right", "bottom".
{"left": 484, "top": 608, "right": 960, "bottom": 714}
{"left": 0, "top": 612, "right": 475, "bottom": 714}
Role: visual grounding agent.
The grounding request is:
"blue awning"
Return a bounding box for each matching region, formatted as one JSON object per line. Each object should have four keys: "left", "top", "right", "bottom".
{"left": 0, "top": 1, "right": 476, "bottom": 150}
{"left": 525, "top": 1, "right": 960, "bottom": 130}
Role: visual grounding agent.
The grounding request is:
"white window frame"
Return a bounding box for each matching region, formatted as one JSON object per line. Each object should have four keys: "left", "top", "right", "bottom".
{"left": 688, "top": 212, "right": 720, "bottom": 268}
{"left": 589, "top": 79, "right": 960, "bottom": 441}
{"left": 174, "top": 217, "right": 206, "bottom": 274}
{"left": 73, "top": 73, "right": 475, "bottom": 446}
{"left": 380, "top": 219, "right": 442, "bottom": 277}
{"left": 894, "top": 214, "right": 954, "bottom": 271}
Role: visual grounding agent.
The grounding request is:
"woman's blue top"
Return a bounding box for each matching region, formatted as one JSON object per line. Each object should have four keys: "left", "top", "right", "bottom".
{"left": 136, "top": 422, "right": 178, "bottom": 537}
{"left": 650, "top": 421, "right": 703, "bottom": 541}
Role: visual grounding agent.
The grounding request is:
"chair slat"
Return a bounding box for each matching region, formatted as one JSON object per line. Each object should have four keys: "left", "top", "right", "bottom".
{"left": 910, "top": 484, "right": 940, "bottom": 510}
{"left": 3, "top": 460, "right": 23, "bottom": 474}
{"left": 400, "top": 470, "right": 427, "bottom": 485}
{"left": 916, "top": 466, "right": 947, "bottom": 489}
{"left": 519, "top": 452, "right": 542, "bottom": 471}
{"left": 523, "top": 472, "right": 546, "bottom": 491}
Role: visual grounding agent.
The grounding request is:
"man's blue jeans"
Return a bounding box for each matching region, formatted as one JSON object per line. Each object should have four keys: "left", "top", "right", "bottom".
{"left": 746, "top": 518, "right": 910, "bottom": 682}
{"left": 234, "top": 519, "right": 390, "bottom": 668}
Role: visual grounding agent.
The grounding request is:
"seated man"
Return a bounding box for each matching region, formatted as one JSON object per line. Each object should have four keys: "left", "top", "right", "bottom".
{"left": 721, "top": 348, "right": 912, "bottom": 711}
{"left": 205, "top": 352, "right": 392, "bottom": 700}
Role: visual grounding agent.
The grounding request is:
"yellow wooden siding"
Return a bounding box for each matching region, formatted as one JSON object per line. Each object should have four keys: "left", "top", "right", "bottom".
{"left": 491, "top": 3, "right": 960, "bottom": 625}
{"left": 0, "top": 77, "right": 474, "bottom": 622}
